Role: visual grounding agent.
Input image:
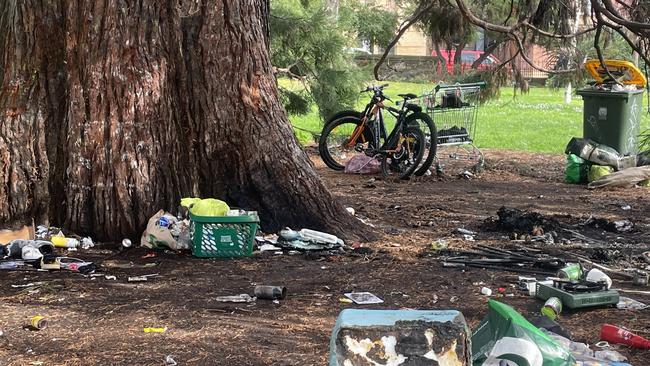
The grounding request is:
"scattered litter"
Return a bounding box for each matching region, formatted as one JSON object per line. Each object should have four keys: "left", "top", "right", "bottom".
{"left": 542, "top": 327, "right": 629, "bottom": 364}
{"left": 339, "top": 297, "right": 353, "bottom": 303}
{"left": 0, "top": 329, "right": 3, "bottom": 337}
{"left": 104, "top": 275, "right": 117, "bottom": 281}
{"left": 122, "top": 239, "right": 132, "bottom": 248}
{"left": 253, "top": 285, "right": 286, "bottom": 300}
{"left": 216, "top": 294, "right": 255, "bottom": 303}
{"left": 29, "top": 316, "right": 47, "bottom": 330}
{"left": 586, "top": 268, "right": 612, "bottom": 289}
{"left": 557, "top": 263, "right": 582, "bottom": 281}
{"left": 127, "top": 274, "right": 158, "bottom": 282}
{"left": 621, "top": 204, "right": 631, "bottom": 211}
{"left": 344, "top": 292, "right": 383, "bottom": 305}
{"left": 11, "top": 282, "right": 45, "bottom": 288}
{"left": 443, "top": 262, "right": 465, "bottom": 268}
{"left": 462, "top": 234, "right": 475, "bottom": 241}
{"left": 594, "top": 341, "right": 610, "bottom": 349}
{"left": 589, "top": 165, "right": 650, "bottom": 189}
{"left": 459, "top": 170, "right": 474, "bottom": 179}
{"left": 345, "top": 207, "right": 355, "bottom": 215}
{"left": 102, "top": 260, "right": 158, "bottom": 269}
{"left": 632, "top": 270, "right": 649, "bottom": 286}
{"left": 141, "top": 252, "right": 157, "bottom": 259}
{"left": 0, "top": 261, "right": 23, "bottom": 270}
{"left": 431, "top": 239, "right": 447, "bottom": 250}
{"left": 255, "top": 234, "right": 279, "bottom": 245}
{"left": 344, "top": 155, "right": 381, "bottom": 174}
{"left": 594, "top": 349, "right": 627, "bottom": 362}
{"left": 532, "top": 233, "right": 555, "bottom": 245}
{"left": 601, "top": 323, "right": 650, "bottom": 349}
{"left": 541, "top": 297, "right": 562, "bottom": 320}
{"left": 454, "top": 228, "right": 475, "bottom": 235}
{"left": 141, "top": 210, "right": 190, "bottom": 250}
{"left": 473, "top": 300, "right": 575, "bottom": 365}
{"left": 128, "top": 276, "right": 148, "bottom": 282}
{"left": 449, "top": 296, "right": 458, "bottom": 303}
{"left": 565, "top": 137, "right": 630, "bottom": 170}
{"left": 143, "top": 327, "right": 167, "bottom": 333}
{"left": 480, "top": 287, "right": 492, "bottom": 296}
{"left": 258, "top": 244, "right": 281, "bottom": 252}
{"left": 616, "top": 296, "right": 648, "bottom": 310}
{"left": 81, "top": 237, "right": 94, "bottom": 250}
{"left": 58, "top": 257, "right": 96, "bottom": 274}
{"left": 49, "top": 233, "right": 79, "bottom": 249}
{"left": 165, "top": 355, "right": 177, "bottom": 366}
{"left": 276, "top": 228, "right": 344, "bottom": 251}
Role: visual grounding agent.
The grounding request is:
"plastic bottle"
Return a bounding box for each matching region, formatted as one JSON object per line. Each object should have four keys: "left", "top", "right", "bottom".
{"left": 51, "top": 234, "right": 79, "bottom": 248}
{"left": 298, "top": 229, "right": 339, "bottom": 244}
{"left": 601, "top": 324, "right": 650, "bottom": 349}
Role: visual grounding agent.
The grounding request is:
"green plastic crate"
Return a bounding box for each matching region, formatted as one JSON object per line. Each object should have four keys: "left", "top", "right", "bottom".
{"left": 189, "top": 212, "right": 259, "bottom": 258}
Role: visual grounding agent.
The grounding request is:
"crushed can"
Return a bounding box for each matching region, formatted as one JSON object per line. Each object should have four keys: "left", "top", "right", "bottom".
{"left": 541, "top": 297, "right": 562, "bottom": 320}
{"left": 557, "top": 264, "right": 582, "bottom": 281}
{"left": 30, "top": 316, "right": 47, "bottom": 330}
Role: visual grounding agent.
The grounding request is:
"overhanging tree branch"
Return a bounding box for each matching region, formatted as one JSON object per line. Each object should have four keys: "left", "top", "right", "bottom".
{"left": 373, "top": 1, "right": 435, "bottom": 80}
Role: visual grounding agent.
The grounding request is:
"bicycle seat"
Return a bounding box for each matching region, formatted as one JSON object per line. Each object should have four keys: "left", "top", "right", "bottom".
{"left": 398, "top": 93, "right": 418, "bottom": 100}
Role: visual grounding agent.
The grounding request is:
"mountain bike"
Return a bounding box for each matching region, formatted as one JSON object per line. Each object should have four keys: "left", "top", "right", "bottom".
{"left": 318, "top": 84, "right": 437, "bottom": 178}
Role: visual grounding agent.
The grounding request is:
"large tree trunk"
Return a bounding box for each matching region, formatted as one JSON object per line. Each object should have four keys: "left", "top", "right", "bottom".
{"left": 0, "top": 1, "right": 66, "bottom": 229}
{"left": 183, "top": 1, "right": 362, "bottom": 238}
{"left": 0, "top": 0, "right": 369, "bottom": 242}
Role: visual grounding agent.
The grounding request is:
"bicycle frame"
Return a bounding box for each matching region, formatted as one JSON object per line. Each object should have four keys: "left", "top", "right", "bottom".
{"left": 353, "top": 90, "right": 411, "bottom": 155}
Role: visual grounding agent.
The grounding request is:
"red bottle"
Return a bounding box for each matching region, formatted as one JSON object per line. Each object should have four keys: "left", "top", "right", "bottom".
{"left": 600, "top": 324, "right": 650, "bottom": 349}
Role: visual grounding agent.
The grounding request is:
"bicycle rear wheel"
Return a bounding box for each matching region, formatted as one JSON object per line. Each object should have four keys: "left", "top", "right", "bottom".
{"left": 318, "top": 115, "right": 374, "bottom": 171}
{"left": 407, "top": 112, "right": 437, "bottom": 176}
{"left": 381, "top": 125, "right": 426, "bottom": 179}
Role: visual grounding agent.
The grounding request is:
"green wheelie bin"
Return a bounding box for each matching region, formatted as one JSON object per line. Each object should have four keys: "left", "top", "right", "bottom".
{"left": 576, "top": 59, "right": 646, "bottom": 156}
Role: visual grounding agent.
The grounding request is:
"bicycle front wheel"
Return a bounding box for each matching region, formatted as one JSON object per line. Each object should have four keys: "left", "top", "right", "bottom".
{"left": 319, "top": 115, "right": 374, "bottom": 171}
{"left": 381, "top": 125, "right": 426, "bottom": 179}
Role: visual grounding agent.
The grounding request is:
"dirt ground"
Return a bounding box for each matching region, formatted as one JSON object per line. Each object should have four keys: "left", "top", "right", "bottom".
{"left": 1, "top": 148, "right": 650, "bottom": 365}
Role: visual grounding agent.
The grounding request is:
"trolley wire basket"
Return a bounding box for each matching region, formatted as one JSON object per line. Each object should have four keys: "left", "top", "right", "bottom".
{"left": 416, "top": 82, "right": 485, "bottom": 172}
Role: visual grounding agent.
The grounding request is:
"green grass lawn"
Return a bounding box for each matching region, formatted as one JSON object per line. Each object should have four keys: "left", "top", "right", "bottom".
{"left": 282, "top": 78, "right": 650, "bottom": 154}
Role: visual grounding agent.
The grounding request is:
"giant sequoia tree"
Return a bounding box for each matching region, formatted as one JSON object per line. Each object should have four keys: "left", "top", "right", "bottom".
{"left": 0, "top": 0, "right": 364, "bottom": 241}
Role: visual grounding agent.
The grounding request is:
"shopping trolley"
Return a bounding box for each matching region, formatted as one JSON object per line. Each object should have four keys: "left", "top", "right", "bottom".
{"left": 416, "top": 82, "right": 485, "bottom": 173}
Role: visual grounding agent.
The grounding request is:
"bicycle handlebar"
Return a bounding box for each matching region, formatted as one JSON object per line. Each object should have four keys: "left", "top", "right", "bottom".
{"left": 360, "top": 84, "right": 389, "bottom": 93}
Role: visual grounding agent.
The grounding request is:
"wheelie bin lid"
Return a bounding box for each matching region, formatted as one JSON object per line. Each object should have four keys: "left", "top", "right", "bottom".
{"left": 584, "top": 59, "right": 647, "bottom": 87}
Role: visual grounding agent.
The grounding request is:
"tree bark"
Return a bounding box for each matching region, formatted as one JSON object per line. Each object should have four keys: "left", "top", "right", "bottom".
{"left": 471, "top": 39, "right": 503, "bottom": 69}
{"left": 453, "top": 42, "right": 465, "bottom": 74}
{"left": 433, "top": 41, "right": 447, "bottom": 75}
{"left": 0, "top": 1, "right": 66, "bottom": 229}
{"left": 0, "top": 0, "right": 370, "bottom": 242}
{"left": 181, "top": 1, "right": 365, "bottom": 239}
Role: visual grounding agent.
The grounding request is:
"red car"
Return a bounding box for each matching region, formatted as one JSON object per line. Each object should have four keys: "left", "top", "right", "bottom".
{"left": 431, "top": 50, "right": 500, "bottom": 73}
